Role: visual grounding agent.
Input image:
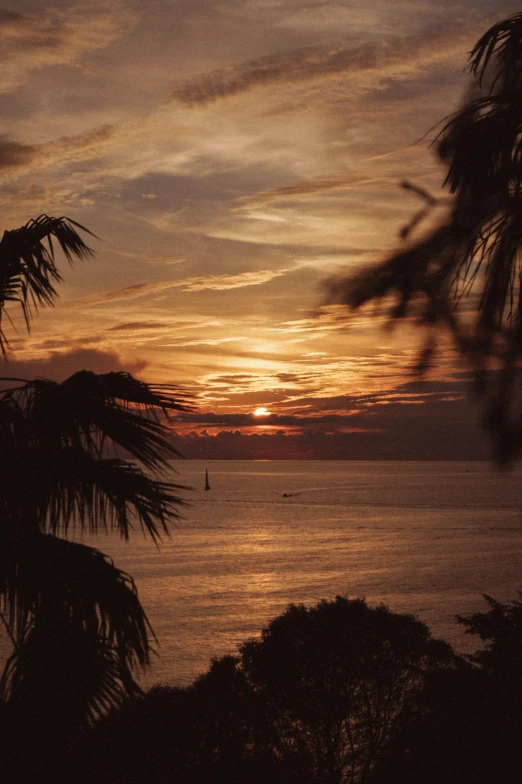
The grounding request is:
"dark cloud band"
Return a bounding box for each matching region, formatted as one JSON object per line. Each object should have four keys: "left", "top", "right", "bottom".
{"left": 166, "top": 28, "right": 466, "bottom": 107}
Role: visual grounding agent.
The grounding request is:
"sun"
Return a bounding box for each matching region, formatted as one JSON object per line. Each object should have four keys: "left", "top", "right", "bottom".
{"left": 253, "top": 407, "right": 271, "bottom": 417}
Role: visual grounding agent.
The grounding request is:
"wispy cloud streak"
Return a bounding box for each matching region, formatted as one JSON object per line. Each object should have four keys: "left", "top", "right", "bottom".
{"left": 0, "top": 2, "right": 138, "bottom": 93}
{"left": 166, "top": 28, "right": 469, "bottom": 107}
{"left": 68, "top": 267, "right": 295, "bottom": 307}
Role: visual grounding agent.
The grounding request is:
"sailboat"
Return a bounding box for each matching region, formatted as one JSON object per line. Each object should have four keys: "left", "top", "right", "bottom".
{"left": 204, "top": 469, "right": 210, "bottom": 491}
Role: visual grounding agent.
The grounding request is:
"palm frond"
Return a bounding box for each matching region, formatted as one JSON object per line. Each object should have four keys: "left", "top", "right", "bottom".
{"left": 0, "top": 526, "right": 161, "bottom": 749}
{"left": 0, "top": 368, "right": 191, "bottom": 544}
{"left": 323, "top": 12, "right": 522, "bottom": 460}
{"left": 0, "top": 370, "right": 191, "bottom": 470}
{"left": 0, "top": 215, "right": 94, "bottom": 356}
{"left": 0, "top": 533, "right": 150, "bottom": 737}
{"left": 0, "top": 533, "right": 152, "bottom": 679}
{"left": 38, "top": 452, "right": 187, "bottom": 540}
{"left": 0, "top": 624, "right": 139, "bottom": 735}
{"left": 0, "top": 448, "right": 187, "bottom": 540}
{"left": 0, "top": 213, "right": 195, "bottom": 740}
{"left": 58, "top": 371, "right": 193, "bottom": 412}
{"left": 468, "top": 12, "right": 522, "bottom": 88}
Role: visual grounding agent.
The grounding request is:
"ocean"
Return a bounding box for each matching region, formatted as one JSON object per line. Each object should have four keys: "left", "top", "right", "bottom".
{"left": 78, "top": 460, "right": 522, "bottom": 687}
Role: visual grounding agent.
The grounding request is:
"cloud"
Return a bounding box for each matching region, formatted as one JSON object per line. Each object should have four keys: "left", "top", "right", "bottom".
{"left": 0, "top": 1, "right": 138, "bottom": 93}
{"left": 173, "top": 395, "right": 490, "bottom": 460}
{"left": 109, "top": 249, "right": 185, "bottom": 267}
{"left": 0, "top": 138, "right": 39, "bottom": 169}
{"left": 170, "top": 372, "right": 492, "bottom": 459}
{"left": 269, "top": 306, "right": 361, "bottom": 335}
{"left": 181, "top": 268, "right": 294, "bottom": 291}
{"left": 107, "top": 317, "right": 224, "bottom": 335}
{"left": 192, "top": 346, "right": 461, "bottom": 413}
{"left": 240, "top": 175, "right": 388, "bottom": 206}
{"left": 50, "top": 123, "right": 116, "bottom": 155}
{"left": 176, "top": 337, "right": 245, "bottom": 347}
{"left": 108, "top": 320, "right": 171, "bottom": 332}
{"left": 68, "top": 267, "right": 296, "bottom": 307}
{"left": 67, "top": 281, "right": 177, "bottom": 307}
{"left": 0, "top": 346, "right": 147, "bottom": 383}
{"left": 166, "top": 27, "right": 470, "bottom": 107}
{"left": 0, "top": 123, "right": 116, "bottom": 175}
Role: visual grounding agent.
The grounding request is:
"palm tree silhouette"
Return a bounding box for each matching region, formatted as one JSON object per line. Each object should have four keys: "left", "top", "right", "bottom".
{"left": 326, "top": 13, "right": 522, "bottom": 461}
{"left": 0, "top": 216, "right": 189, "bottom": 766}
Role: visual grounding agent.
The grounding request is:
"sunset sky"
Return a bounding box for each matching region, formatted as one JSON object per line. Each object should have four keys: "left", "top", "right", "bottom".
{"left": 1, "top": 0, "right": 517, "bottom": 459}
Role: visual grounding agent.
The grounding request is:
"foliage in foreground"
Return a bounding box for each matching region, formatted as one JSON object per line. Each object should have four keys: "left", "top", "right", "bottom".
{"left": 72, "top": 596, "right": 460, "bottom": 784}
{"left": 325, "top": 13, "right": 522, "bottom": 462}
{"left": 1, "top": 591, "right": 520, "bottom": 783}
{"left": 0, "top": 217, "right": 190, "bottom": 781}
{"left": 65, "top": 593, "right": 522, "bottom": 784}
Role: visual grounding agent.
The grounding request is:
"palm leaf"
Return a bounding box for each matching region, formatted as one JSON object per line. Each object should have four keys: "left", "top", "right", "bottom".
{"left": 0, "top": 447, "right": 187, "bottom": 540}
{"left": 0, "top": 213, "right": 195, "bottom": 735}
{"left": 0, "top": 625, "right": 138, "bottom": 736}
{"left": 0, "top": 371, "right": 191, "bottom": 469}
{"left": 324, "top": 12, "right": 522, "bottom": 461}
{"left": 0, "top": 533, "right": 152, "bottom": 685}
{"left": 0, "top": 534, "right": 150, "bottom": 738}
{"left": 0, "top": 215, "right": 95, "bottom": 356}
{"left": 38, "top": 453, "right": 187, "bottom": 540}
{"left": 0, "top": 372, "right": 190, "bottom": 538}
{"left": 468, "top": 12, "right": 522, "bottom": 87}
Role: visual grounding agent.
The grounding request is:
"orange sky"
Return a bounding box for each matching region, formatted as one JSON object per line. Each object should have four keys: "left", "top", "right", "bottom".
{"left": 0, "top": 0, "right": 517, "bottom": 458}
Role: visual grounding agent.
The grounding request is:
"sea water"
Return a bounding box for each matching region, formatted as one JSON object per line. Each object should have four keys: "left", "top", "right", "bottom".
{"left": 78, "top": 460, "right": 522, "bottom": 687}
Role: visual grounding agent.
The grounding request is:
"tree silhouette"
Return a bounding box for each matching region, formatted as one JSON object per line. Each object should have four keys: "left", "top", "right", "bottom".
{"left": 325, "top": 13, "right": 522, "bottom": 462}
{"left": 0, "top": 216, "right": 189, "bottom": 779}
{"left": 72, "top": 660, "right": 286, "bottom": 784}
{"left": 458, "top": 592, "right": 522, "bottom": 685}
{"left": 372, "top": 595, "right": 522, "bottom": 783}
{"left": 69, "top": 598, "right": 456, "bottom": 784}
{"left": 241, "top": 597, "right": 455, "bottom": 784}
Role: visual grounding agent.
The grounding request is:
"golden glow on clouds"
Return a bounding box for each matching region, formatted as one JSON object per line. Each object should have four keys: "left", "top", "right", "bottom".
{"left": 253, "top": 407, "right": 271, "bottom": 417}
{"left": 0, "top": 1, "right": 137, "bottom": 95}
{"left": 0, "top": 0, "right": 515, "bottom": 426}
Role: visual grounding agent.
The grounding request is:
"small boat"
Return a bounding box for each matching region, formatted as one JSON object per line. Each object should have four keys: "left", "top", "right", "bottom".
{"left": 204, "top": 469, "right": 210, "bottom": 491}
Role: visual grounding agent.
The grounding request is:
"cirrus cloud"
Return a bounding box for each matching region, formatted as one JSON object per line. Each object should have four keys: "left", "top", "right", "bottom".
{"left": 166, "top": 26, "right": 473, "bottom": 107}
{"left": 0, "top": 1, "right": 138, "bottom": 94}
{"left": 67, "top": 266, "right": 297, "bottom": 307}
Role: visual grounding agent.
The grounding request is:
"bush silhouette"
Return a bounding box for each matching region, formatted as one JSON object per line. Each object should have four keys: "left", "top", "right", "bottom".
{"left": 372, "top": 593, "right": 522, "bottom": 783}
{"left": 74, "top": 597, "right": 456, "bottom": 784}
